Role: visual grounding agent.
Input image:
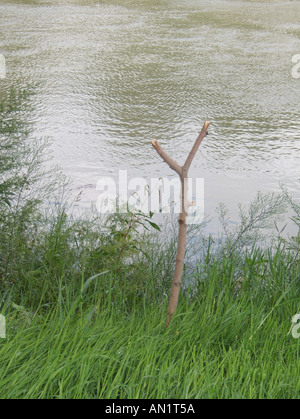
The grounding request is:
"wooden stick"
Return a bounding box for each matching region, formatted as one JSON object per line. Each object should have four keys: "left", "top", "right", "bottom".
{"left": 152, "top": 122, "right": 210, "bottom": 328}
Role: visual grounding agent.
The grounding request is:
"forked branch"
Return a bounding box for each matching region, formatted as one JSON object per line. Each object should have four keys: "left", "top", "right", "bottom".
{"left": 152, "top": 121, "right": 210, "bottom": 328}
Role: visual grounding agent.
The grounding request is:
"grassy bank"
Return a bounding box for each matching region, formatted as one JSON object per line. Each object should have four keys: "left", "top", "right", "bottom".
{"left": 0, "top": 89, "right": 300, "bottom": 399}
{"left": 0, "top": 247, "right": 299, "bottom": 399}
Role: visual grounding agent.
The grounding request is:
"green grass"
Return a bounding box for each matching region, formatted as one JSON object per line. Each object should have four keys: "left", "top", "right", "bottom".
{"left": 0, "top": 247, "right": 299, "bottom": 399}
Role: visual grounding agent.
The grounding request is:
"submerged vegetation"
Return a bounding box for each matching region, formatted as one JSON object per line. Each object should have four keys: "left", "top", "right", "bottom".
{"left": 0, "top": 89, "right": 299, "bottom": 399}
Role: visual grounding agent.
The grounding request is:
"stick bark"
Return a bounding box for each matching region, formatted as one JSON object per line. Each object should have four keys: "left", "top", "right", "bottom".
{"left": 152, "top": 121, "right": 210, "bottom": 328}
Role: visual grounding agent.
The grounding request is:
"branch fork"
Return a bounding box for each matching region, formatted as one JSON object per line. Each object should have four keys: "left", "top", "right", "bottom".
{"left": 152, "top": 121, "right": 210, "bottom": 328}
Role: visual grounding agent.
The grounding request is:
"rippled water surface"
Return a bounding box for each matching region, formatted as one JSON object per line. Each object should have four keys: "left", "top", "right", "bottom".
{"left": 0, "top": 0, "right": 299, "bottom": 232}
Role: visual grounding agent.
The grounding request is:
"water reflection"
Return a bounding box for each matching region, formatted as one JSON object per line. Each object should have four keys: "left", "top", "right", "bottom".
{"left": 0, "top": 0, "right": 299, "bottom": 233}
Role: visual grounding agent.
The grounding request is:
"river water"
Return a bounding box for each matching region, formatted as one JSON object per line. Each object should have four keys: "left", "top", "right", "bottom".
{"left": 0, "top": 0, "right": 299, "bottom": 234}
